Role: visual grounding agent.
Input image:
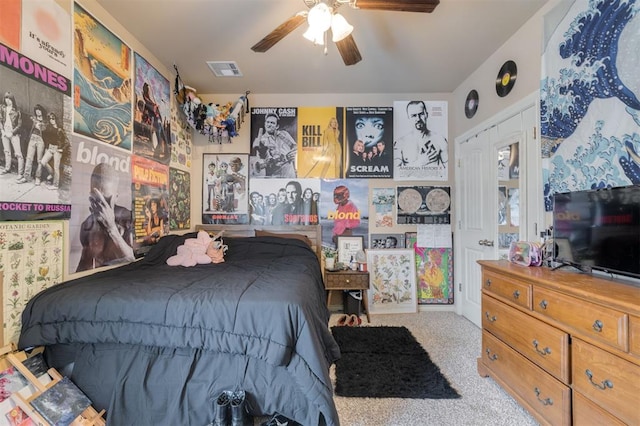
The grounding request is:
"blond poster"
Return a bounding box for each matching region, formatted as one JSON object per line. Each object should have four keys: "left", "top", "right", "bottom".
{"left": 0, "top": 221, "right": 64, "bottom": 344}
{"left": 131, "top": 155, "right": 169, "bottom": 255}
{"left": 73, "top": 3, "right": 132, "bottom": 149}
{"left": 297, "top": 107, "right": 344, "bottom": 179}
{"left": 68, "top": 135, "right": 133, "bottom": 274}
{"left": 21, "top": 0, "right": 71, "bottom": 76}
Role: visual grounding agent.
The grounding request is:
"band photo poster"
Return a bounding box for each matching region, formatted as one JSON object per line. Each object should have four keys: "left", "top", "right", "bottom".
{"left": 393, "top": 100, "right": 448, "bottom": 181}
{"left": 202, "top": 153, "right": 249, "bottom": 225}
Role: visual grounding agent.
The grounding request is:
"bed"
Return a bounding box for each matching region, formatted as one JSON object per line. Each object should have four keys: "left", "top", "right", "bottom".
{"left": 18, "top": 225, "right": 340, "bottom": 426}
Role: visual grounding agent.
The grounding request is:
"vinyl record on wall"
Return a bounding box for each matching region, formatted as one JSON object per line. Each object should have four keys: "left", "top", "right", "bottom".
{"left": 465, "top": 90, "right": 479, "bottom": 118}
{"left": 495, "top": 60, "right": 517, "bottom": 97}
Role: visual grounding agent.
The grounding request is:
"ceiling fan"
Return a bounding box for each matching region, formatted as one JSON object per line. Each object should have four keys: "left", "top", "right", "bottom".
{"left": 251, "top": 0, "right": 440, "bottom": 66}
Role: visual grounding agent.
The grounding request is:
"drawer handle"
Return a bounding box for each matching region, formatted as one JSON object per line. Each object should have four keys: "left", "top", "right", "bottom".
{"left": 485, "top": 278, "right": 491, "bottom": 287}
{"left": 484, "top": 312, "right": 497, "bottom": 322}
{"left": 512, "top": 290, "right": 520, "bottom": 299}
{"left": 345, "top": 279, "right": 350, "bottom": 284}
{"left": 538, "top": 300, "right": 548, "bottom": 309}
{"left": 534, "top": 387, "right": 553, "bottom": 406}
{"left": 585, "top": 369, "right": 613, "bottom": 390}
{"left": 532, "top": 340, "right": 551, "bottom": 356}
{"left": 485, "top": 348, "right": 498, "bottom": 361}
{"left": 592, "top": 319, "right": 603, "bottom": 333}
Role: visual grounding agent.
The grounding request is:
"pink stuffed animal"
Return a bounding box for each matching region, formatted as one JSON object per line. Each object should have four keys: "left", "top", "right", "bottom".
{"left": 166, "top": 230, "right": 213, "bottom": 267}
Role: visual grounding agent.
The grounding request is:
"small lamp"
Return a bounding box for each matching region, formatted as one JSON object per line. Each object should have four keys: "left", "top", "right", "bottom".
{"left": 331, "top": 13, "right": 353, "bottom": 42}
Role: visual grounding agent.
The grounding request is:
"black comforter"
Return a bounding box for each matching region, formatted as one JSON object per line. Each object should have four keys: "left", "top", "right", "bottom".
{"left": 19, "top": 234, "right": 341, "bottom": 426}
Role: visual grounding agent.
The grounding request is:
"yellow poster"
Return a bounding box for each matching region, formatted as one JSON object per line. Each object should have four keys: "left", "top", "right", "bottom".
{"left": 297, "top": 107, "right": 344, "bottom": 179}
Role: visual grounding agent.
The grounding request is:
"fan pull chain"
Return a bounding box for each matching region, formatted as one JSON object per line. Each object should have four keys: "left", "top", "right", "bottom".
{"left": 324, "top": 31, "right": 328, "bottom": 55}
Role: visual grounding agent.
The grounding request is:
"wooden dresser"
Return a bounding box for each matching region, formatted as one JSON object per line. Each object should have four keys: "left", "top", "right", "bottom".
{"left": 477, "top": 260, "right": 640, "bottom": 426}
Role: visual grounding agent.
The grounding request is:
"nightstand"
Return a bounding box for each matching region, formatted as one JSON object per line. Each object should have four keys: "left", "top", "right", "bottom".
{"left": 324, "top": 269, "right": 370, "bottom": 323}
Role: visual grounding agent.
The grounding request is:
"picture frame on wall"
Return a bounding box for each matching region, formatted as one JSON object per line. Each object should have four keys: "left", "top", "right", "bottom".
{"left": 367, "top": 249, "right": 417, "bottom": 314}
{"left": 337, "top": 235, "right": 364, "bottom": 266}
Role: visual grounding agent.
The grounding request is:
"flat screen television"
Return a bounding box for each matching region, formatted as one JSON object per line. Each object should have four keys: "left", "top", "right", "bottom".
{"left": 552, "top": 185, "right": 640, "bottom": 279}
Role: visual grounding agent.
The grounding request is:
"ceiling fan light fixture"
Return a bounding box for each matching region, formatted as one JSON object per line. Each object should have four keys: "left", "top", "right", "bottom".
{"left": 307, "top": 2, "right": 332, "bottom": 32}
{"left": 330, "top": 13, "right": 353, "bottom": 42}
{"left": 303, "top": 26, "right": 325, "bottom": 45}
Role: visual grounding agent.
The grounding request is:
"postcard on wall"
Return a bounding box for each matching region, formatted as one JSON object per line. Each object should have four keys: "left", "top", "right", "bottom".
{"left": 393, "top": 100, "right": 448, "bottom": 181}
{"left": 73, "top": 3, "right": 132, "bottom": 149}
{"left": 170, "top": 95, "right": 192, "bottom": 171}
{"left": 168, "top": 168, "right": 190, "bottom": 230}
{"left": 372, "top": 187, "right": 395, "bottom": 228}
{"left": 370, "top": 233, "right": 405, "bottom": 249}
{"left": 417, "top": 224, "right": 452, "bottom": 248}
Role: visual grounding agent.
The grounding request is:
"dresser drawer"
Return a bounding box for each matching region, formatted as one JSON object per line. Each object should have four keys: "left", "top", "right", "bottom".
{"left": 482, "top": 270, "right": 532, "bottom": 309}
{"left": 572, "top": 338, "right": 640, "bottom": 425}
{"left": 324, "top": 272, "right": 369, "bottom": 290}
{"left": 630, "top": 314, "right": 640, "bottom": 357}
{"left": 482, "top": 295, "right": 570, "bottom": 383}
{"left": 533, "top": 287, "right": 628, "bottom": 351}
{"left": 572, "top": 392, "right": 625, "bottom": 426}
{"left": 481, "top": 331, "right": 571, "bottom": 426}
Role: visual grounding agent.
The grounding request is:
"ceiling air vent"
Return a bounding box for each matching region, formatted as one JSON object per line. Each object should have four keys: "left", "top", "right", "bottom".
{"left": 206, "top": 61, "right": 243, "bottom": 77}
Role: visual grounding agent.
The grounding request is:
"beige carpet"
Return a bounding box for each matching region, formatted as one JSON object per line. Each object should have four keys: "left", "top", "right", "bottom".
{"left": 330, "top": 311, "right": 539, "bottom": 426}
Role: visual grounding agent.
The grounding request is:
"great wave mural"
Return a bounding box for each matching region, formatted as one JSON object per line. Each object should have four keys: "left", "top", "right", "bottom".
{"left": 541, "top": 0, "right": 640, "bottom": 210}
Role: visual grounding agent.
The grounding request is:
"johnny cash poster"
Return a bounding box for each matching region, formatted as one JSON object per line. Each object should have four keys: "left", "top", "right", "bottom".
{"left": 393, "top": 101, "right": 448, "bottom": 181}
{"left": 250, "top": 107, "right": 298, "bottom": 178}
{"left": 345, "top": 107, "right": 393, "bottom": 179}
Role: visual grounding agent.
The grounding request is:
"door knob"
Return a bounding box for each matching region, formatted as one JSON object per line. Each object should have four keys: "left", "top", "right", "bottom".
{"left": 485, "top": 240, "right": 494, "bottom": 247}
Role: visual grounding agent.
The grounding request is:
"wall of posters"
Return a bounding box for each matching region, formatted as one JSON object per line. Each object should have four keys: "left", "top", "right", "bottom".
{"left": 345, "top": 107, "right": 393, "bottom": 179}
{"left": 249, "top": 107, "right": 298, "bottom": 178}
{"left": 393, "top": 100, "right": 448, "bottom": 180}
{"left": 0, "top": 221, "right": 64, "bottom": 344}
{"left": 73, "top": 3, "right": 132, "bottom": 149}
{"left": 297, "top": 106, "right": 344, "bottom": 179}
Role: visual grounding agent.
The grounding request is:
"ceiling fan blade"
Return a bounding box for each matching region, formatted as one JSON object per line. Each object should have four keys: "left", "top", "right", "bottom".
{"left": 335, "top": 34, "right": 362, "bottom": 66}
{"left": 251, "top": 13, "right": 307, "bottom": 53}
{"left": 354, "top": 0, "right": 440, "bottom": 13}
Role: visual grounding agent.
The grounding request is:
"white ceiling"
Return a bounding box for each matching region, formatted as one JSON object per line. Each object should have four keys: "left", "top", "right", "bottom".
{"left": 95, "top": 0, "right": 549, "bottom": 95}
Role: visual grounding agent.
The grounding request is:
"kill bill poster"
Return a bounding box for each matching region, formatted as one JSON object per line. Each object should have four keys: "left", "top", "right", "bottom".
{"left": 131, "top": 155, "right": 169, "bottom": 256}
{"left": 297, "top": 107, "right": 344, "bottom": 179}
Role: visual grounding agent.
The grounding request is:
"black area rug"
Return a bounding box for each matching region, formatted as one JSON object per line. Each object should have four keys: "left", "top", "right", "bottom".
{"left": 331, "top": 326, "right": 460, "bottom": 399}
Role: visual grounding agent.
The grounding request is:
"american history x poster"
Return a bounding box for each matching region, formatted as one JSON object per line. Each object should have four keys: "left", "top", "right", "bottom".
{"left": 297, "top": 107, "right": 344, "bottom": 179}
{"left": 250, "top": 107, "right": 298, "bottom": 178}
{"left": 345, "top": 107, "right": 393, "bottom": 179}
{"left": 0, "top": 41, "right": 72, "bottom": 221}
{"left": 68, "top": 135, "right": 133, "bottom": 274}
{"left": 73, "top": 2, "right": 132, "bottom": 149}
{"left": 393, "top": 101, "right": 448, "bottom": 181}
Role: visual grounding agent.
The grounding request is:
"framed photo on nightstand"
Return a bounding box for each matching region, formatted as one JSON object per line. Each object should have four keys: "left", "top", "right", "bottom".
{"left": 337, "top": 235, "right": 364, "bottom": 266}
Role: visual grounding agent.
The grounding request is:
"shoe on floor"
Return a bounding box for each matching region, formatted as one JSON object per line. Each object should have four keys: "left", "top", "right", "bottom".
{"left": 336, "top": 314, "right": 348, "bottom": 326}
{"left": 16, "top": 176, "right": 27, "bottom": 183}
{"left": 347, "top": 314, "right": 361, "bottom": 326}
